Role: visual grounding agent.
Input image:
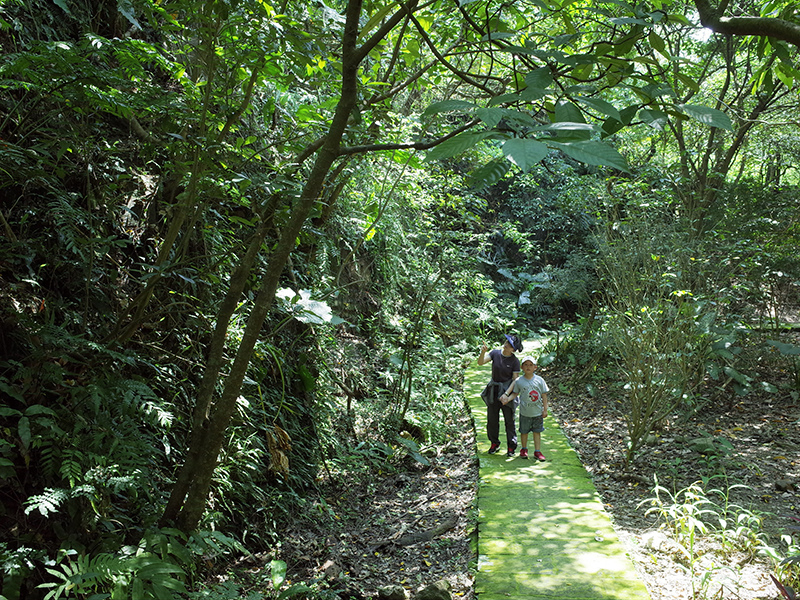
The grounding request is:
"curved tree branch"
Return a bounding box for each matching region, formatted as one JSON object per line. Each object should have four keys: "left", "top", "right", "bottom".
{"left": 695, "top": 0, "right": 800, "bottom": 47}
{"left": 354, "top": 0, "right": 420, "bottom": 65}
{"left": 407, "top": 13, "right": 501, "bottom": 96}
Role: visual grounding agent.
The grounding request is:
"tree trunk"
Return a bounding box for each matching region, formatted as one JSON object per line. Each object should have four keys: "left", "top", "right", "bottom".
{"left": 160, "top": 212, "right": 275, "bottom": 525}
{"left": 162, "top": 0, "right": 369, "bottom": 531}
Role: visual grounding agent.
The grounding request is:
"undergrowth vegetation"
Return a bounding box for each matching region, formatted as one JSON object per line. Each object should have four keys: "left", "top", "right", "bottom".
{"left": 640, "top": 478, "right": 800, "bottom": 600}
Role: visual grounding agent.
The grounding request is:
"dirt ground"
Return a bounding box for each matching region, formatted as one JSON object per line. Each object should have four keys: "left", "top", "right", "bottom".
{"left": 551, "top": 364, "right": 799, "bottom": 600}
{"left": 274, "top": 360, "right": 799, "bottom": 600}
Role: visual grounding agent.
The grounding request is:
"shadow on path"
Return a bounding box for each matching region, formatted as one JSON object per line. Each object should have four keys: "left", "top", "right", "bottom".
{"left": 466, "top": 340, "right": 650, "bottom": 600}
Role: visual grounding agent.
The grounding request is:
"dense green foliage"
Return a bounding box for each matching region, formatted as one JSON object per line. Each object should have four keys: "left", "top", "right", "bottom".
{"left": 1, "top": 0, "right": 800, "bottom": 597}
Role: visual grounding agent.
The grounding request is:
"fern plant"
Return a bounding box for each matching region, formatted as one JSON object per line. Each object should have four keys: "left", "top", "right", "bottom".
{"left": 41, "top": 549, "right": 188, "bottom": 600}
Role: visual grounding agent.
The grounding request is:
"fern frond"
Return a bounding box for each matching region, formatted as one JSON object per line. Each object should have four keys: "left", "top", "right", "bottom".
{"left": 38, "top": 443, "right": 60, "bottom": 480}
{"left": 59, "top": 448, "right": 84, "bottom": 488}
{"left": 24, "top": 488, "right": 69, "bottom": 517}
{"left": 41, "top": 552, "right": 124, "bottom": 600}
{"left": 119, "top": 379, "right": 158, "bottom": 406}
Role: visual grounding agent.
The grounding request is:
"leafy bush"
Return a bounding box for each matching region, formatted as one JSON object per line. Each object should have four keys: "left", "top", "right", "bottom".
{"left": 592, "top": 218, "right": 726, "bottom": 464}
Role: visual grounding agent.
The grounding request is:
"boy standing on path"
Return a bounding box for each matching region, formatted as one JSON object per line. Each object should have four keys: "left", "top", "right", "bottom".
{"left": 500, "top": 356, "right": 548, "bottom": 461}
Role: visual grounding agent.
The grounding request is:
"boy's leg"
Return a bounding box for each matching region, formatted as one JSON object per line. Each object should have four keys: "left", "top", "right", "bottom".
{"left": 532, "top": 431, "right": 546, "bottom": 460}
{"left": 531, "top": 417, "right": 546, "bottom": 460}
{"left": 518, "top": 417, "right": 530, "bottom": 458}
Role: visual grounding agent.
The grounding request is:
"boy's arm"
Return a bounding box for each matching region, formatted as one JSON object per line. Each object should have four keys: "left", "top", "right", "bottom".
{"left": 502, "top": 371, "right": 520, "bottom": 402}
{"left": 542, "top": 392, "right": 548, "bottom": 417}
{"left": 500, "top": 382, "right": 518, "bottom": 405}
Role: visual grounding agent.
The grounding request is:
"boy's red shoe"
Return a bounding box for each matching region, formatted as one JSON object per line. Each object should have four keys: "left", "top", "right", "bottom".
{"left": 488, "top": 443, "right": 500, "bottom": 454}
{"left": 520, "top": 448, "right": 529, "bottom": 459}
{"left": 534, "top": 450, "right": 546, "bottom": 461}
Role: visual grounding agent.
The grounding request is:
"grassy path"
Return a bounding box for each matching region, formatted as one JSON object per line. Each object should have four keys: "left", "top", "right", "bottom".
{"left": 466, "top": 342, "right": 651, "bottom": 600}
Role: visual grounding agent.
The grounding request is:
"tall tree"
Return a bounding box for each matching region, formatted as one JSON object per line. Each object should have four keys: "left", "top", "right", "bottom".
{"left": 160, "top": 0, "right": 761, "bottom": 529}
{"left": 161, "top": 0, "right": 422, "bottom": 530}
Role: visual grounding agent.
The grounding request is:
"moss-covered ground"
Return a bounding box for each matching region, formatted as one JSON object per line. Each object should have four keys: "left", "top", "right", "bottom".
{"left": 467, "top": 345, "right": 651, "bottom": 600}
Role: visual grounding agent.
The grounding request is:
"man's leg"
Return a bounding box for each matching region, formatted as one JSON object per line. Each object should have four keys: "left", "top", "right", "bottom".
{"left": 486, "top": 400, "right": 501, "bottom": 446}
{"left": 501, "top": 402, "right": 517, "bottom": 451}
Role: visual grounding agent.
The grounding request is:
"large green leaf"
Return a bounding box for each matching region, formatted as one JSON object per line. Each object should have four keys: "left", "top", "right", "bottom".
{"left": 18, "top": 417, "right": 30, "bottom": 452}
{"left": 476, "top": 107, "right": 508, "bottom": 129}
{"left": 601, "top": 117, "right": 625, "bottom": 137}
{"left": 775, "top": 61, "right": 796, "bottom": 88}
{"left": 540, "top": 122, "right": 596, "bottom": 133}
{"left": 53, "top": 0, "right": 72, "bottom": 14}
{"left": 553, "top": 100, "right": 585, "bottom": 123}
{"left": 505, "top": 111, "right": 538, "bottom": 128}
{"left": 270, "top": 560, "right": 287, "bottom": 589}
{"left": 468, "top": 158, "right": 510, "bottom": 189}
{"left": 549, "top": 140, "right": 630, "bottom": 172}
{"left": 425, "top": 132, "right": 492, "bottom": 161}
{"left": 648, "top": 31, "right": 668, "bottom": 57}
{"left": 501, "top": 139, "right": 549, "bottom": 172}
{"left": 482, "top": 31, "right": 515, "bottom": 41}
{"left": 553, "top": 101, "right": 590, "bottom": 140}
{"left": 520, "top": 86, "right": 549, "bottom": 101}
{"left": 360, "top": 3, "right": 395, "bottom": 37}
{"left": 676, "top": 104, "right": 733, "bottom": 131}
{"left": 277, "top": 289, "right": 342, "bottom": 324}
{"left": 577, "top": 97, "right": 621, "bottom": 122}
{"left": 488, "top": 92, "right": 522, "bottom": 106}
{"left": 422, "top": 100, "right": 478, "bottom": 117}
{"left": 768, "top": 340, "right": 800, "bottom": 355}
{"left": 610, "top": 16, "right": 651, "bottom": 25}
{"left": 602, "top": 105, "right": 640, "bottom": 135}
{"left": 525, "top": 67, "right": 553, "bottom": 89}
{"left": 395, "top": 436, "right": 430, "bottom": 466}
{"left": 675, "top": 72, "right": 701, "bottom": 92}
{"left": 539, "top": 121, "right": 596, "bottom": 142}
{"left": 639, "top": 108, "right": 668, "bottom": 129}
{"left": 118, "top": 0, "right": 142, "bottom": 29}
{"left": 631, "top": 84, "right": 675, "bottom": 103}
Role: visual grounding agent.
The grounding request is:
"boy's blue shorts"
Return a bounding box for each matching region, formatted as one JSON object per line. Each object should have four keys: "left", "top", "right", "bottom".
{"left": 519, "top": 415, "right": 544, "bottom": 434}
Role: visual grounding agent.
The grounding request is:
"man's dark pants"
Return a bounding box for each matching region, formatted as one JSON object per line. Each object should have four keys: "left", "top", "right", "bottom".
{"left": 487, "top": 398, "right": 517, "bottom": 450}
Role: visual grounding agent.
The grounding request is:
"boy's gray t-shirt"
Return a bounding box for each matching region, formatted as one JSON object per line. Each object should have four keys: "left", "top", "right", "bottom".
{"left": 512, "top": 374, "right": 548, "bottom": 417}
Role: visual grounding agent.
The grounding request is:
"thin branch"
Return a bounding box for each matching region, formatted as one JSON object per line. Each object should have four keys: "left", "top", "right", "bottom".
{"left": 338, "top": 118, "right": 480, "bottom": 156}
{"left": 0, "top": 210, "right": 17, "bottom": 243}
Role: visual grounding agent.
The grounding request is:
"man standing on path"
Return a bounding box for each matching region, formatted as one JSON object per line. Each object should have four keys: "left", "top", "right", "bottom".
{"left": 478, "top": 334, "right": 522, "bottom": 457}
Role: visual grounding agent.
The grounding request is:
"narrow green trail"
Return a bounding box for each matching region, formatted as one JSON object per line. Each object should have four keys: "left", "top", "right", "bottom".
{"left": 466, "top": 342, "right": 651, "bottom": 600}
